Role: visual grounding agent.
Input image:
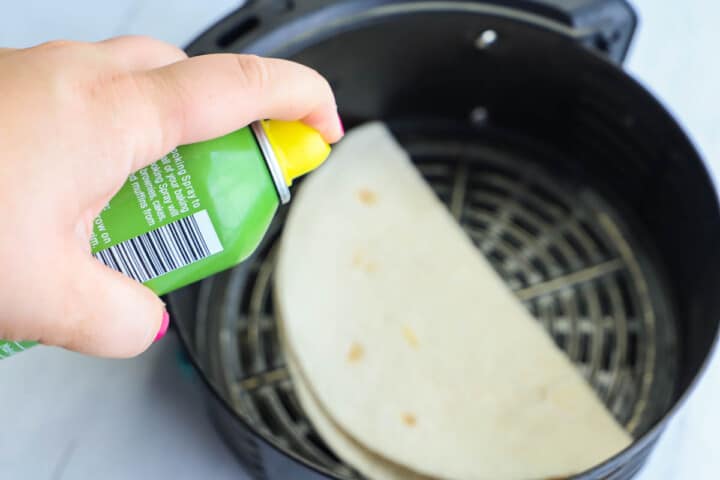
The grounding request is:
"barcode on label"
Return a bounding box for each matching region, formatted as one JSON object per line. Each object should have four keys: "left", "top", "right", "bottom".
{"left": 94, "top": 210, "right": 223, "bottom": 283}
{"left": 0, "top": 341, "right": 29, "bottom": 359}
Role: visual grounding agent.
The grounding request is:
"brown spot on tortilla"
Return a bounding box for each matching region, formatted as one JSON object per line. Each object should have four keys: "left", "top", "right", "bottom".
{"left": 352, "top": 250, "right": 378, "bottom": 273}
{"left": 347, "top": 342, "right": 364, "bottom": 363}
{"left": 357, "top": 188, "right": 377, "bottom": 205}
{"left": 402, "top": 325, "right": 419, "bottom": 348}
{"left": 352, "top": 250, "right": 364, "bottom": 267}
{"left": 401, "top": 412, "right": 417, "bottom": 427}
{"left": 536, "top": 386, "right": 548, "bottom": 401}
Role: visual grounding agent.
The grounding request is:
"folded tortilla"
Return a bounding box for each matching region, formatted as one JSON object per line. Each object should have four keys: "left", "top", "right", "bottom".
{"left": 275, "top": 122, "right": 631, "bottom": 479}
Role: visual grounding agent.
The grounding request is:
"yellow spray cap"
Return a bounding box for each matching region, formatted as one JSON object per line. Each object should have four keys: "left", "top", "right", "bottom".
{"left": 260, "top": 120, "right": 331, "bottom": 186}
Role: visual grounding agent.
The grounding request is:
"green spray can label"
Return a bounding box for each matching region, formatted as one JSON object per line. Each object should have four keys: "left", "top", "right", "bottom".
{"left": 0, "top": 120, "right": 331, "bottom": 358}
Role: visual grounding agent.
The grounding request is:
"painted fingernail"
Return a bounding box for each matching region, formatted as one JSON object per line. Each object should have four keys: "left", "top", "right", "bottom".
{"left": 154, "top": 310, "right": 170, "bottom": 342}
{"left": 337, "top": 113, "right": 345, "bottom": 136}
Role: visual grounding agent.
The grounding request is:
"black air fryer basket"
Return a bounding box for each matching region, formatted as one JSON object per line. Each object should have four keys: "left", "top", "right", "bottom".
{"left": 167, "top": 1, "right": 720, "bottom": 479}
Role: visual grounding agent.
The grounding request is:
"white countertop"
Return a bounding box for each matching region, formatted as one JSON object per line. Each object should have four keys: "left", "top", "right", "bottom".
{"left": 1, "top": 1, "right": 718, "bottom": 479}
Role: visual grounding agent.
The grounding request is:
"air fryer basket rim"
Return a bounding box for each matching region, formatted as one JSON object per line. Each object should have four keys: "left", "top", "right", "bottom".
{"left": 168, "top": 2, "right": 720, "bottom": 479}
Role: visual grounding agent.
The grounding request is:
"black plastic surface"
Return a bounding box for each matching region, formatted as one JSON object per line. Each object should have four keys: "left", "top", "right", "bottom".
{"left": 167, "top": 2, "right": 720, "bottom": 479}
{"left": 187, "top": 0, "right": 636, "bottom": 63}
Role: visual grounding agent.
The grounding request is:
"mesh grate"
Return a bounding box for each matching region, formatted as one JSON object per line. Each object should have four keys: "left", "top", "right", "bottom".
{"left": 196, "top": 138, "right": 677, "bottom": 479}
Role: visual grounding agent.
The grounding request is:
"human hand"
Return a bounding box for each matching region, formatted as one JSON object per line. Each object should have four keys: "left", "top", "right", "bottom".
{"left": 0, "top": 36, "right": 342, "bottom": 358}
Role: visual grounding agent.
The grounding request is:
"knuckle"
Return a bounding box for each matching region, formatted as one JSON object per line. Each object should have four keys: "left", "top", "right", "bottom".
{"left": 234, "top": 54, "right": 271, "bottom": 91}
{"left": 36, "top": 39, "right": 82, "bottom": 50}
{"left": 37, "top": 282, "right": 84, "bottom": 349}
{"left": 82, "top": 70, "right": 135, "bottom": 108}
{"left": 51, "top": 265, "right": 102, "bottom": 352}
{"left": 122, "top": 70, "right": 188, "bottom": 157}
{"left": 34, "top": 40, "right": 100, "bottom": 63}
{"left": 118, "top": 35, "right": 187, "bottom": 58}
{"left": 29, "top": 41, "right": 106, "bottom": 100}
{"left": 55, "top": 70, "right": 147, "bottom": 163}
{"left": 119, "top": 34, "right": 154, "bottom": 43}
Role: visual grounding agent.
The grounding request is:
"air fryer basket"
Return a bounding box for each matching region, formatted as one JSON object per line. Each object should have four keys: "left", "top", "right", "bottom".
{"left": 168, "top": 1, "right": 720, "bottom": 479}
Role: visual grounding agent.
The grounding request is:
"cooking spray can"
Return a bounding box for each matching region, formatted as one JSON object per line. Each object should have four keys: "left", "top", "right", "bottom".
{"left": 0, "top": 120, "right": 331, "bottom": 359}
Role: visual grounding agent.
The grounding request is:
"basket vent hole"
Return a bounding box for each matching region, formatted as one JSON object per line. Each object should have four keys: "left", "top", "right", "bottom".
{"left": 239, "top": 271, "right": 258, "bottom": 313}
{"left": 530, "top": 184, "right": 570, "bottom": 214}
{"left": 254, "top": 394, "right": 284, "bottom": 437}
{"left": 512, "top": 215, "right": 539, "bottom": 236}
{"left": 511, "top": 271, "right": 528, "bottom": 289}
{"left": 598, "top": 284, "right": 612, "bottom": 316}
{"left": 471, "top": 179, "right": 510, "bottom": 198}
{"left": 529, "top": 256, "right": 549, "bottom": 279}
{"left": 263, "top": 289, "right": 275, "bottom": 314}
{"left": 577, "top": 293, "right": 589, "bottom": 317}
{"left": 579, "top": 220, "right": 611, "bottom": 257}
{"left": 278, "top": 387, "right": 301, "bottom": 424}
{"left": 238, "top": 326, "right": 254, "bottom": 372}
{"left": 579, "top": 334, "right": 591, "bottom": 363}
{"left": 518, "top": 197, "right": 554, "bottom": 224}
{"left": 500, "top": 231, "right": 522, "bottom": 249}
{"left": 617, "top": 274, "right": 636, "bottom": 318}
{"left": 261, "top": 327, "right": 278, "bottom": 368}
{"left": 469, "top": 198, "right": 499, "bottom": 214}
{"left": 307, "top": 430, "right": 341, "bottom": 463}
{"left": 547, "top": 245, "right": 569, "bottom": 271}
{"left": 563, "top": 232, "right": 589, "bottom": 262}
{"left": 466, "top": 217, "right": 489, "bottom": 231}
{"left": 487, "top": 249, "right": 505, "bottom": 266}
{"left": 627, "top": 330, "right": 639, "bottom": 367}
{"left": 602, "top": 333, "right": 617, "bottom": 370}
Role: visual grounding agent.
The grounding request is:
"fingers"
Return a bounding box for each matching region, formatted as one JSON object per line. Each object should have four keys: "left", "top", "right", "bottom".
{"left": 41, "top": 254, "right": 168, "bottom": 358}
{"left": 96, "top": 35, "right": 187, "bottom": 71}
{"left": 123, "top": 54, "right": 342, "bottom": 167}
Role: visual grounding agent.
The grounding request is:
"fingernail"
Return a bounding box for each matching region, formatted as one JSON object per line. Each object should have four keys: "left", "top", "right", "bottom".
{"left": 337, "top": 113, "right": 345, "bottom": 136}
{"left": 154, "top": 310, "right": 170, "bottom": 342}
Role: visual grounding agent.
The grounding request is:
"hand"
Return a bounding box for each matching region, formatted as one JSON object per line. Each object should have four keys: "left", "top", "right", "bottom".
{"left": 0, "top": 36, "right": 343, "bottom": 358}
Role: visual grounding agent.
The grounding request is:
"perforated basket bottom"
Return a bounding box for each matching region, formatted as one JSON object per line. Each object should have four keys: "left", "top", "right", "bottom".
{"left": 194, "top": 137, "right": 677, "bottom": 479}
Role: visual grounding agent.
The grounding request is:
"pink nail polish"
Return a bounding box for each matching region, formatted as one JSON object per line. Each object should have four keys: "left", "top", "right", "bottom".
{"left": 338, "top": 113, "right": 345, "bottom": 136}
{"left": 154, "top": 310, "right": 170, "bottom": 342}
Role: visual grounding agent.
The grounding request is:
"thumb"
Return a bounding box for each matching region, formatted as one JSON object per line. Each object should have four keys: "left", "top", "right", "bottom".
{"left": 43, "top": 254, "right": 168, "bottom": 357}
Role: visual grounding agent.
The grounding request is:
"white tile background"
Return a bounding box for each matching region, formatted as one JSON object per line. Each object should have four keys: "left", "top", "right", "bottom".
{"left": 0, "top": 1, "right": 718, "bottom": 479}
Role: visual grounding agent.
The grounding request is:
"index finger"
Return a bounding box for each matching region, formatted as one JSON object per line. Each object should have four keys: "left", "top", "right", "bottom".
{"left": 125, "top": 54, "right": 342, "bottom": 166}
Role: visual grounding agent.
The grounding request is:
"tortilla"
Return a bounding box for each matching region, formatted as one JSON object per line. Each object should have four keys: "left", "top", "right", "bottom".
{"left": 275, "top": 122, "right": 631, "bottom": 479}
{"left": 283, "top": 338, "right": 431, "bottom": 480}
